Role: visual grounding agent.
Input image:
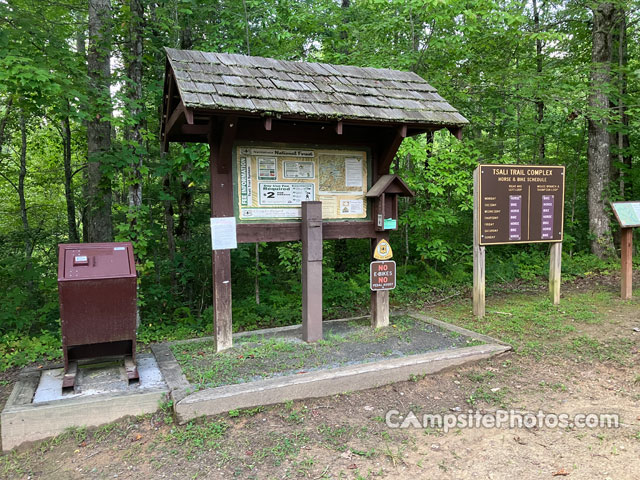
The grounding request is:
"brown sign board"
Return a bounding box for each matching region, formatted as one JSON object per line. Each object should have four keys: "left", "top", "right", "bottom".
{"left": 370, "top": 260, "right": 396, "bottom": 291}
{"left": 477, "top": 165, "right": 565, "bottom": 245}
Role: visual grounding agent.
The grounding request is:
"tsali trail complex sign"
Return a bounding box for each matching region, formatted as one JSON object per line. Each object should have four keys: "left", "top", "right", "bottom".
{"left": 473, "top": 165, "right": 566, "bottom": 317}
{"left": 478, "top": 165, "right": 565, "bottom": 245}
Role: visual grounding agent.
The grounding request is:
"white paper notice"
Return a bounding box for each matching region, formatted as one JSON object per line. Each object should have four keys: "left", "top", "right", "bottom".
{"left": 210, "top": 217, "right": 237, "bottom": 250}
{"left": 345, "top": 158, "right": 363, "bottom": 188}
{"left": 340, "top": 199, "right": 364, "bottom": 215}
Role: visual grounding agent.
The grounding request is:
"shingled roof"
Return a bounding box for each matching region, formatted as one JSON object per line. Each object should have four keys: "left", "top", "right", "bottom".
{"left": 164, "top": 47, "right": 468, "bottom": 127}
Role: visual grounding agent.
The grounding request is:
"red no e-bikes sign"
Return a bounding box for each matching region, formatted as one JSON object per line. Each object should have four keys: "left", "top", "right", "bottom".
{"left": 370, "top": 260, "right": 396, "bottom": 291}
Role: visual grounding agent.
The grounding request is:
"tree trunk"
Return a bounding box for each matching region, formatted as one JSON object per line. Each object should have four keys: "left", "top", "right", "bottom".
{"left": 126, "top": 0, "right": 144, "bottom": 231}
{"left": 86, "top": 0, "right": 113, "bottom": 243}
{"left": 587, "top": 3, "right": 615, "bottom": 258}
{"left": 0, "top": 97, "right": 13, "bottom": 149}
{"left": 18, "top": 111, "right": 32, "bottom": 258}
{"left": 62, "top": 110, "right": 79, "bottom": 243}
{"left": 533, "top": 0, "right": 545, "bottom": 161}
{"left": 617, "top": 10, "right": 631, "bottom": 198}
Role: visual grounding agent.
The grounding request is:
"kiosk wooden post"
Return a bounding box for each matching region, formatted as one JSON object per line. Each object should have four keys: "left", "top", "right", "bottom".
{"left": 302, "top": 202, "right": 323, "bottom": 342}
{"left": 621, "top": 227, "right": 633, "bottom": 300}
{"left": 473, "top": 168, "right": 485, "bottom": 318}
{"left": 209, "top": 119, "right": 236, "bottom": 352}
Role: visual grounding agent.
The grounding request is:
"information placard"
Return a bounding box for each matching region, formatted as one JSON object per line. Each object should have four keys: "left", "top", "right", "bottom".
{"left": 236, "top": 145, "right": 368, "bottom": 221}
{"left": 477, "top": 165, "right": 565, "bottom": 245}
{"left": 370, "top": 260, "right": 396, "bottom": 291}
{"left": 611, "top": 201, "right": 640, "bottom": 228}
{"left": 210, "top": 217, "right": 237, "bottom": 250}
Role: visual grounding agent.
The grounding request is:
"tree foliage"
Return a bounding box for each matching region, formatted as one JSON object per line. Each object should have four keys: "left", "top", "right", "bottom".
{"left": 0, "top": 0, "right": 638, "bottom": 366}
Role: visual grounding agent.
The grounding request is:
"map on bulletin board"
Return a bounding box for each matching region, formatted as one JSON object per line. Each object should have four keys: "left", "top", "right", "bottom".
{"left": 235, "top": 145, "right": 369, "bottom": 221}
{"left": 611, "top": 201, "right": 640, "bottom": 228}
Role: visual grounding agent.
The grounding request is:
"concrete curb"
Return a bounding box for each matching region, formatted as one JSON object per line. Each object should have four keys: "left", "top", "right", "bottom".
{"left": 174, "top": 343, "right": 511, "bottom": 423}
{"left": 407, "top": 312, "right": 512, "bottom": 348}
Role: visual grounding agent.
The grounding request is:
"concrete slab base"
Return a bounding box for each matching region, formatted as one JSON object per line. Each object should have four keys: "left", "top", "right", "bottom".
{"left": 155, "top": 313, "right": 511, "bottom": 424}
{"left": 1, "top": 353, "right": 168, "bottom": 451}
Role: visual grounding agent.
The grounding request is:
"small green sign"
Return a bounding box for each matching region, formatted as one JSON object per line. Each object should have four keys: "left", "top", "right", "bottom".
{"left": 383, "top": 218, "right": 397, "bottom": 230}
{"left": 611, "top": 201, "right": 640, "bottom": 228}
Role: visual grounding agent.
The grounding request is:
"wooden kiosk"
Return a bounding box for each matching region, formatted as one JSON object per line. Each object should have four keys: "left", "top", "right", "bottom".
{"left": 160, "top": 48, "right": 468, "bottom": 351}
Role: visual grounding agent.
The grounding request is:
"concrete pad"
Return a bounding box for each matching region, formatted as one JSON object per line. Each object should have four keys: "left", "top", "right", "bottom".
{"left": 1, "top": 353, "right": 168, "bottom": 451}
{"left": 174, "top": 343, "right": 511, "bottom": 423}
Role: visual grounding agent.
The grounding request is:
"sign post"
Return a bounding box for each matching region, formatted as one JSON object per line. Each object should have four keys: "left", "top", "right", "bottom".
{"left": 302, "top": 201, "right": 323, "bottom": 342}
{"left": 611, "top": 201, "right": 640, "bottom": 299}
{"left": 371, "top": 235, "right": 391, "bottom": 328}
{"left": 473, "top": 165, "right": 565, "bottom": 316}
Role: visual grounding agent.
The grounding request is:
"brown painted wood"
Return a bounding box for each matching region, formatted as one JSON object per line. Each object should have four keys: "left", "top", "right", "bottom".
{"left": 208, "top": 118, "right": 238, "bottom": 351}
{"left": 378, "top": 125, "right": 407, "bottom": 174}
{"left": 236, "top": 221, "right": 376, "bottom": 243}
{"left": 302, "top": 202, "right": 323, "bottom": 343}
{"left": 621, "top": 227, "right": 633, "bottom": 299}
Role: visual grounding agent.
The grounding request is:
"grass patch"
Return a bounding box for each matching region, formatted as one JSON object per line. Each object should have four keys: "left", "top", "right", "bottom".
{"left": 172, "top": 316, "right": 479, "bottom": 389}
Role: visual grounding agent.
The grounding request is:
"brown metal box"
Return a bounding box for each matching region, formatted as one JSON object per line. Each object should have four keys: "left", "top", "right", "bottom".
{"left": 58, "top": 242, "right": 137, "bottom": 370}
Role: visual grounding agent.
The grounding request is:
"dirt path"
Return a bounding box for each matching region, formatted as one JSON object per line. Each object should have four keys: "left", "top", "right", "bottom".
{"left": 1, "top": 280, "right": 639, "bottom": 479}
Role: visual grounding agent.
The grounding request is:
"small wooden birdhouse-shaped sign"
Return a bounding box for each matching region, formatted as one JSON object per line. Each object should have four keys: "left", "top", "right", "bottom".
{"left": 366, "top": 174, "right": 415, "bottom": 231}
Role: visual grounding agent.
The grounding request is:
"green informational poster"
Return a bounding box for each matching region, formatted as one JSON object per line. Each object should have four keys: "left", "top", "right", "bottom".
{"left": 611, "top": 202, "right": 640, "bottom": 228}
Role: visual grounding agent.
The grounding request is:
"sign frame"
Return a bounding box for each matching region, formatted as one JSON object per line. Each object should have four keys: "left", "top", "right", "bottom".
{"left": 477, "top": 164, "right": 565, "bottom": 245}
{"left": 611, "top": 201, "right": 640, "bottom": 228}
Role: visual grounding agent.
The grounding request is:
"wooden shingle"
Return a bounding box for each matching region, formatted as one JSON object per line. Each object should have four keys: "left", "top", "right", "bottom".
{"left": 165, "top": 47, "right": 468, "bottom": 127}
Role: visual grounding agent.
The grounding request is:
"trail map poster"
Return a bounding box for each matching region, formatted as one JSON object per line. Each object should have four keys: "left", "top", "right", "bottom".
{"left": 236, "top": 146, "right": 368, "bottom": 221}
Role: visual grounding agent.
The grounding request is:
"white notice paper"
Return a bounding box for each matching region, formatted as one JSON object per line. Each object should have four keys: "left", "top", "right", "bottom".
{"left": 210, "top": 217, "right": 237, "bottom": 250}
{"left": 340, "top": 199, "right": 364, "bottom": 215}
{"left": 345, "top": 158, "right": 363, "bottom": 188}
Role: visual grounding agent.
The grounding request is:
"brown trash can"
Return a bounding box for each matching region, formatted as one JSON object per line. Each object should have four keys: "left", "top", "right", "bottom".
{"left": 57, "top": 242, "right": 137, "bottom": 383}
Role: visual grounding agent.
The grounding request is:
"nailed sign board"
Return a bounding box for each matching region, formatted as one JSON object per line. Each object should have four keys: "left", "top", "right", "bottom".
{"left": 477, "top": 165, "right": 565, "bottom": 245}
{"left": 611, "top": 201, "right": 640, "bottom": 228}
{"left": 370, "top": 260, "right": 396, "bottom": 291}
{"left": 236, "top": 145, "right": 369, "bottom": 221}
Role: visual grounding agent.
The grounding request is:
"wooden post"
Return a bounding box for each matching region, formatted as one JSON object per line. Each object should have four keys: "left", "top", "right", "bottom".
{"left": 302, "top": 201, "right": 323, "bottom": 342}
{"left": 371, "top": 232, "right": 390, "bottom": 328}
{"left": 549, "top": 241, "right": 562, "bottom": 305}
{"left": 209, "top": 118, "right": 236, "bottom": 352}
{"left": 621, "top": 227, "right": 633, "bottom": 299}
{"left": 473, "top": 167, "right": 485, "bottom": 318}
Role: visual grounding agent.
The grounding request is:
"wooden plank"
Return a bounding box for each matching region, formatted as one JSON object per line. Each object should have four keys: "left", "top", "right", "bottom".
{"left": 621, "top": 227, "right": 633, "bottom": 299}
{"left": 549, "top": 241, "right": 562, "bottom": 305}
{"left": 370, "top": 232, "right": 390, "bottom": 328}
{"left": 302, "top": 202, "right": 323, "bottom": 342}
{"left": 236, "top": 221, "right": 376, "bottom": 243}
{"left": 473, "top": 168, "right": 486, "bottom": 318}
{"left": 378, "top": 125, "right": 407, "bottom": 174}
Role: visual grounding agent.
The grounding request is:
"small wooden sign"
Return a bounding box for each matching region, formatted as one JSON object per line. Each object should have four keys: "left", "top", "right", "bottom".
{"left": 373, "top": 239, "right": 393, "bottom": 260}
{"left": 477, "top": 165, "right": 565, "bottom": 245}
{"left": 611, "top": 201, "right": 640, "bottom": 228}
{"left": 370, "top": 260, "right": 396, "bottom": 291}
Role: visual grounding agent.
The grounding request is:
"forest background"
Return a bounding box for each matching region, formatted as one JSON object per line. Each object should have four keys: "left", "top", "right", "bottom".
{"left": 0, "top": 0, "right": 637, "bottom": 368}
